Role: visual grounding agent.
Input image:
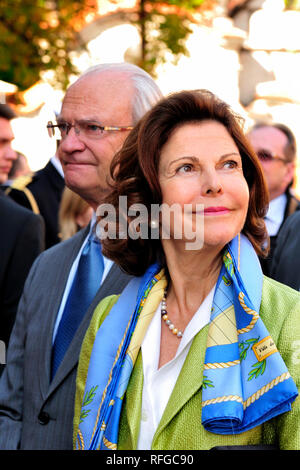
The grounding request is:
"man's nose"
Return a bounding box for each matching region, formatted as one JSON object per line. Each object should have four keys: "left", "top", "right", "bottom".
{"left": 5, "top": 146, "right": 17, "bottom": 161}
{"left": 59, "top": 128, "right": 86, "bottom": 153}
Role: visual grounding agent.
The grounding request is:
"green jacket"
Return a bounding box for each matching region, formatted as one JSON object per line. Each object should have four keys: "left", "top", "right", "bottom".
{"left": 74, "top": 276, "right": 300, "bottom": 450}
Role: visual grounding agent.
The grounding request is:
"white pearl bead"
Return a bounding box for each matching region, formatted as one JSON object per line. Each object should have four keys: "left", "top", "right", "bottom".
{"left": 161, "top": 290, "right": 183, "bottom": 339}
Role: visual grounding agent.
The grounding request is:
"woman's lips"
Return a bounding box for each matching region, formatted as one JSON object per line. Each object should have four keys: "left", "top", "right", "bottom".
{"left": 203, "top": 207, "right": 230, "bottom": 215}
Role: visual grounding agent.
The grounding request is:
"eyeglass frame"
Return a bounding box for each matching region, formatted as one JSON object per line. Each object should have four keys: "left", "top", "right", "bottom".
{"left": 46, "top": 120, "right": 134, "bottom": 139}
{"left": 256, "top": 149, "right": 288, "bottom": 164}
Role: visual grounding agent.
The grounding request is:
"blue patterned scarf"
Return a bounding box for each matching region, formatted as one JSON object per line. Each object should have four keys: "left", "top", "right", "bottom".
{"left": 76, "top": 234, "right": 298, "bottom": 449}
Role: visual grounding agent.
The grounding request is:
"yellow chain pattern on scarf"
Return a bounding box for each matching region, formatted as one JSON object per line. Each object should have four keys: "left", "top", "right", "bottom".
{"left": 204, "top": 359, "right": 240, "bottom": 370}
{"left": 76, "top": 429, "right": 85, "bottom": 450}
{"left": 237, "top": 292, "right": 259, "bottom": 334}
{"left": 103, "top": 436, "right": 117, "bottom": 450}
{"left": 202, "top": 395, "right": 243, "bottom": 407}
{"left": 202, "top": 372, "right": 291, "bottom": 409}
{"left": 243, "top": 372, "right": 291, "bottom": 410}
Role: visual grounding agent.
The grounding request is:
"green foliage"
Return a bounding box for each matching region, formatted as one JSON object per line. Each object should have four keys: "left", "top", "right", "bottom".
{"left": 136, "top": 0, "right": 214, "bottom": 75}
{"left": 284, "top": 0, "right": 300, "bottom": 9}
{"left": 0, "top": 0, "right": 96, "bottom": 90}
{"left": 0, "top": 1, "right": 215, "bottom": 90}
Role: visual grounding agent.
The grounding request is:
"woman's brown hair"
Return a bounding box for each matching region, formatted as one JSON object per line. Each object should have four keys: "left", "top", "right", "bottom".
{"left": 100, "top": 89, "right": 269, "bottom": 276}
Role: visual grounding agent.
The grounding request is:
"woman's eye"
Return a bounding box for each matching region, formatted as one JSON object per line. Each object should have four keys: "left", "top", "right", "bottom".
{"left": 223, "top": 160, "right": 238, "bottom": 169}
{"left": 177, "top": 164, "right": 193, "bottom": 173}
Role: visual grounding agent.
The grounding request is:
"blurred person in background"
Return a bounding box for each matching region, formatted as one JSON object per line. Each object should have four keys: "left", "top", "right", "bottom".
{"left": 5, "top": 151, "right": 31, "bottom": 184}
{"left": 0, "top": 105, "right": 45, "bottom": 371}
{"left": 269, "top": 210, "right": 300, "bottom": 290}
{"left": 247, "top": 123, "right": 300, "bottom": 276}
{"left": 248, "top": 123, "right": 300, "bottom": 276}
{"left": 58, "top": 187, "right": 93, "bottom": 241}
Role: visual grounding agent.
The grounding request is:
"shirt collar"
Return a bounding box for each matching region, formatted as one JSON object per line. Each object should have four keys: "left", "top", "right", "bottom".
{"left": 265, "top": 193, "right": 287, "bottom": 236}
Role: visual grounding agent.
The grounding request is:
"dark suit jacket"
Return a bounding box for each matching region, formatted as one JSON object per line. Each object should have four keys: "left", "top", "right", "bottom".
{"left": 5, "top": 161, "right": 65, "bottom": 248}
{"left": 0, "top": 192, "right": 45, "bottom": 350}
{"left": 259, "top": 189, "right": 300, "bottom": 277}
{"left": 270, "top": 210, "right": 300, "bottom": 290}
{"left": 0, "top": 226, "right": 131, "bottom": 449}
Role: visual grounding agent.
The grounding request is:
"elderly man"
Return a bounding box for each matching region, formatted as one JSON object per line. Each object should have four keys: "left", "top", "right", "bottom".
{"left": 0, "top": 63, "right": 163, "bottom": 449}
{"left": 0, "top": 105, "right": 44, "bottom": 361}
{"left": 248, "top": 123, "right": 300, "bottom": 275}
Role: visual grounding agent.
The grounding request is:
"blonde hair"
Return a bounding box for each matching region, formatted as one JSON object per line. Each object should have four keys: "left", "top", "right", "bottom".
{"left": 59, "top": 187, "right": 92, "bottom": 241}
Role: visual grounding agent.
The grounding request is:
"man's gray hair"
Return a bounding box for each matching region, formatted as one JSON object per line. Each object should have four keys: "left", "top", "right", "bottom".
{"left": 80, "top": 62, "right": 163, "bottom": 124}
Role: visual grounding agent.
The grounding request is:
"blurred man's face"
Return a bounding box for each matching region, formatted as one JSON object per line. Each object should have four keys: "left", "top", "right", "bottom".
{"left": 0, "top": 117, "right": 17, "bottom": 184}
{"left": 58, "top": 71, "right": 134, "bottom": 209}
{"left": 248, "top": 126, "right": 295, "bottom": 201}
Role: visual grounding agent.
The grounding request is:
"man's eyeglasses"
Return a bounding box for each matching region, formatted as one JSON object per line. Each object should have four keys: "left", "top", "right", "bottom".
{"left": 256, "top": 149, "right": 287, "bottom": 164}
{"left": 47, "top": 120, "right": 134, "bottom": 140}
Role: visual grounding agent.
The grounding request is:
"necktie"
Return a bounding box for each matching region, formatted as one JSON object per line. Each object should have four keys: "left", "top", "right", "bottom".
{"left": 51, "top": 232, "right": 104, "bottom": 379}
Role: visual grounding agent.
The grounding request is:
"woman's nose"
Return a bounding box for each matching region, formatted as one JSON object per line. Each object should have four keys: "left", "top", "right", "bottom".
{"left": 200, "top": 169, "right": 223, "bottom": 196}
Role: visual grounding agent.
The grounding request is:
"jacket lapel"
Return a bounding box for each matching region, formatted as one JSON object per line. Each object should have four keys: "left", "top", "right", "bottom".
{"left": 121, "top": 351, "right": 144, "bottom": 450}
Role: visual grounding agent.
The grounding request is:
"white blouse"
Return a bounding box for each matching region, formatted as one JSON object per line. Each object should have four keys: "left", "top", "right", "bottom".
{"left": 137, "top": 285, "right": 215, "bottom": 450}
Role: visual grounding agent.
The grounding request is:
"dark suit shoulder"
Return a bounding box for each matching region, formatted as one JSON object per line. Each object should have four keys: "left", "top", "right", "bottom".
{"left": 269, "top": 211, "right": 300, "bottom": 289}
{"left": 3, "top": 184, "right": 35, "bottom": 212}
{"left": 28, "top": 162, "right": 64, "bottom": 193}
{"left": 0, "top": 192, "right": 40, "bottom": 222}
{"left": 280, "top": 210, "right": 300, "bottom": 233}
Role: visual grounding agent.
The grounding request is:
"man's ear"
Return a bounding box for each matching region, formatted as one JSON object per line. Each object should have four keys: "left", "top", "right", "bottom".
{"left": 284, "top": 161, "right": 295, "bottom": 186}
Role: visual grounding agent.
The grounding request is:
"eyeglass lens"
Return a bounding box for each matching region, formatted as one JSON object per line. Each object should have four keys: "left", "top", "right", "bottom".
{"left": 257, "top": 150, "right": 274, "bottom": 162}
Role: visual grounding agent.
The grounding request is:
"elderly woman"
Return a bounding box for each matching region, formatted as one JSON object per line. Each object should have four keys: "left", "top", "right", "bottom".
{"left": 74, "top": 90, "right": 300, "bottom": 450}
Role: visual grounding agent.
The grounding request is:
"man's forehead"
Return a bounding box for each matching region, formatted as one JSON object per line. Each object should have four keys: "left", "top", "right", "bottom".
{"left": 250, "top": 126, "right": 287, "bottom": 146}
{"left": 61, "top": 72, "right": 133, "bottom": 116}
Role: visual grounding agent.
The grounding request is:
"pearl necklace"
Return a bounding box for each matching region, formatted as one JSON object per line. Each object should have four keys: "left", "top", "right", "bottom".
{"left": 161, "top": 288, "right": 183, "bottom": 338}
